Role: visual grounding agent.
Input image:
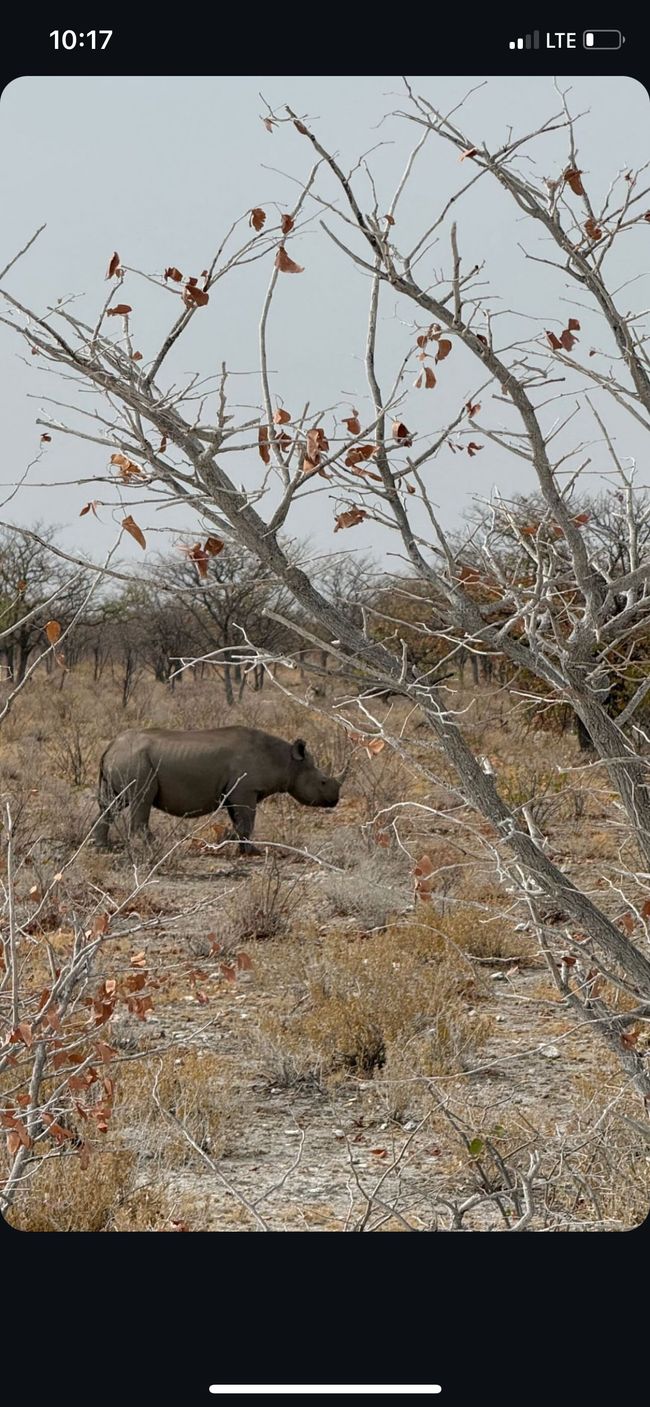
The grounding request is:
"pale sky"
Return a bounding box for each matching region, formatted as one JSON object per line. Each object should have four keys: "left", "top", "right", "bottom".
{"left": 0, "top": 75, "right": 648, "bottom": 568}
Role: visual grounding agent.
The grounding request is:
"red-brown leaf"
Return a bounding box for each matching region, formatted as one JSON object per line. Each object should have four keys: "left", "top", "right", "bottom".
{"left": 334, "top": 508, "right": 368, "bottom": 532}
{"left": 545, "top": 331, "right": 562, "bottom": 350}
{"left": 560, "top": 328, "right": 577, "bottom": 352}
{"left": 122, "top": 516, "right": 146, "bottom": 550}
{"left": 110, "top": 452, "right": 143, "bottom": 481}
{"left": 467, "top": 442, "right": 483, "bottom": 457}
{"left": 564, "top": 167, "right": 585, "bottom": 196}
{"left": 392, "top": 421, "right": 413, "bottom": 447}
{"left": 164, "top": 266, "right": 183, "bottom": 282}
{"left": 435, "top": 338, "right": 452, "bottom": 362}
{"left": 414, "top": 365, "right": 437, "bottom": 390}
{"left": 584, "top": 218, "right": 602, "bottom": 241}
{"left": 280, "top": 213, "right": 295, "bottom": 235}
{"left": 190, "top": 544, "right": 209, "bottom": 578}
{"left": 258, "top": 425, "right": 270, "bottom": 465}
{"left": 106, "top": 304, "right": 132, "bottom": 317}
{"left": 250, "top": 207, "right": 267, "bottom": 232}
{"left": 183, "top": 283, "right": 209, "bottom": 308}
{"left": 307, "top": 427, "right": 329, "bottom": 454}
{"left": 273, "top": 407, "right": 292, "bottom": 424}
{"left": 40, "top": 433, "right": 52, "bottom": 443}
{"left": 275, "top": 245, "right": 304, "bottom": 274}
{"left": 459, "top": 147, "right": 478, "bottom": 161}
{"left": 45, "top": 620, "right": 61, "bottom": 644}
{"left": 205, "top": 536, "right": 224, "bottom": 556}
{"left": 345, "top": 444, "right": 376, "bottom": 468}
{"left": 343, "top": 411, "right": 361, "bottom": 435}
{"left": 106, "top": 251, "right": 121, "bottom": 279}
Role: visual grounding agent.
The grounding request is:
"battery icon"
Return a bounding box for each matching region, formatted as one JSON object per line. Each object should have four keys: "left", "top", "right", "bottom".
{"left": 583, "top": 30, "right": 624, "bottom": 49}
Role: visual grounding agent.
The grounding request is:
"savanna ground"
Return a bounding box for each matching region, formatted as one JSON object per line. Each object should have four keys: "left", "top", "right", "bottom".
{"left": 1, "top": 663, "right": 648, "bottom": 1232}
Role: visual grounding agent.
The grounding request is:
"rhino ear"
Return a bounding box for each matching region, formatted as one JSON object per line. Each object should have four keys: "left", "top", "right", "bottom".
{"left": 291, "top": 738, "right": 307, "bottom": 761}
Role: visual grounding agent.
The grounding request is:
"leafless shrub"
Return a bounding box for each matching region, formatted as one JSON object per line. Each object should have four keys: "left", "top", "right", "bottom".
{"left": 319, "top": 848, "right": 412, "bottom": 929}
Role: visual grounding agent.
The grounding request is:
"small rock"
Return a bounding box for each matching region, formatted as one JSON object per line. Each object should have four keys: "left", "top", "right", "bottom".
{"left": 541, "top": 1044, "right": 561, "bottom": 1059}
{"left": 496, "top": 1014, "right": 506, "bottom": 1022}
{"left": 403, "top": 1120, "right": 417, "bottom": 1131}
{"left": 490, "top": 972, "right": 506, "bottom": 981}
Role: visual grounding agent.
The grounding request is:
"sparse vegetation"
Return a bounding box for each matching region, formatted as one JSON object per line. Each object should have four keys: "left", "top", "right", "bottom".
{"left": 3, "top": 75, "right": 650, "bottom": 1232}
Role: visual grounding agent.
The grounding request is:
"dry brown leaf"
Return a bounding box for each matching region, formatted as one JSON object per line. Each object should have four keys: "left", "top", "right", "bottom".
{"left": 164, "top": 266, "right": 183, "bottom": 282}
{"left": 307, "top": 427, "right": 329, "bottom": 454}
{"left": 280, "top": 213, "right": 295, "bottom": 234}
{"left": 459, "top": 147, "right": 479, "bottom": 161}
{"left": 258, "top": 425, "right": 270, "bottom": 465}
{"left": 435, "top": 338, "right": 452, "bottom": 362}
{"left": 584, "top": 218, "right": 602, "bottom": 241}
{"left": 275, "top": 245, "right": 304, "bottom": 274}
{"left": 352, "top": 466, "right": 382, "bottom": 482}
{"left": 122, "top": 516, "right": 146, "bottom": 550}
{"left": 564, "top": 166, "right": 585, "bottom": 196}
{"left": 545, "top": 330, "right": 562, "bottom": 350}
{"left": 205, "top": 536, "right": 224, "bottom": 556}
{"left": 6, "top": 1130, "right": 20, "bottom": 1158}
{"left": 45, "top": 620, "right": 61, "bottom": 644}
{"left": 40, "top": 432, "right": 52, "bottom": 443}
{"left": 467, "top": 442, "right": 483, "bottom": 457}
{"left": 250, "top": 207, "right": 266, "bottom": 232}
{"left": 415, "top": 365, "right": 436, "bottom": 390}
{"left": 106, "top": 251, "right": 121, "bottom": 279}
{"left": 189, "top": 544, "right": 209, "bottom": 578}
{"left": 273, "top": 407, "right": 292, "bottom": 424}
{"left": 345, "top": 444, "right": 376, "bottom": 468}
{"left": 392, "top": 420, "right": 413, "bottom": 447}
{"left": 334, "top": 507, "right": 368, "bottom": 532}
{"left": 106, "top": 304, "right": 132, "bottom": 317}
{"left": 183, "top": 282, "right": 209, "bottom": 308}
{"left": 343, "top": 411, "right": 361, "bottom": 435}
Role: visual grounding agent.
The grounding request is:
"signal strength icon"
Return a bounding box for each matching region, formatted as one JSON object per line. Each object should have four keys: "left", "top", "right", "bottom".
{"left": 509, "top": 32, "right": 540, "bottom": 48}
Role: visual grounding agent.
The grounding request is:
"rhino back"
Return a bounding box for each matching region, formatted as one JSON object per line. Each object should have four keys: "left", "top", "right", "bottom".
{"left": 103, "top": 727, "right": 291, "bottom": 816}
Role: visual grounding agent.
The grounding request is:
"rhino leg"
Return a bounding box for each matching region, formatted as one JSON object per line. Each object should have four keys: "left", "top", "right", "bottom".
{"left": 93, "top": 813, "right": 112, "bottom": 848}
{"left": 127, "top": 768, "right": 159, "bottom": 842}
{"left": 225, "top": 791, "right": 262, "bottom": 856}
{"left": 127, "top": 776, "right": 158, "bottom": 838}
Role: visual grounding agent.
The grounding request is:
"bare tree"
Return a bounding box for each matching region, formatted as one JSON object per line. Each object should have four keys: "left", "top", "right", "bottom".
{"left": 2, "top": 81, "right": 650, "bottom": 1118}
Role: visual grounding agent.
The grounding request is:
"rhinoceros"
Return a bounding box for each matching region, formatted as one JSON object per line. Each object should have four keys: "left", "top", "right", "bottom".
{"left": 95, "top": 726, "right": 345, "bottom": 854}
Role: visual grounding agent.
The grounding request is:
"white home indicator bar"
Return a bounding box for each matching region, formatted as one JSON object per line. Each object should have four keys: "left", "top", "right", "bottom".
{"left": 209, "top": 1389, "right": 443, "bottom": 1397}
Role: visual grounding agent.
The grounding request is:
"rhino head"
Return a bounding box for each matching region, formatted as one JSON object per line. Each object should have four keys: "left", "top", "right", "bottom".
{"left": 287, "top": 738, "right": 343, "bottom": 809}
